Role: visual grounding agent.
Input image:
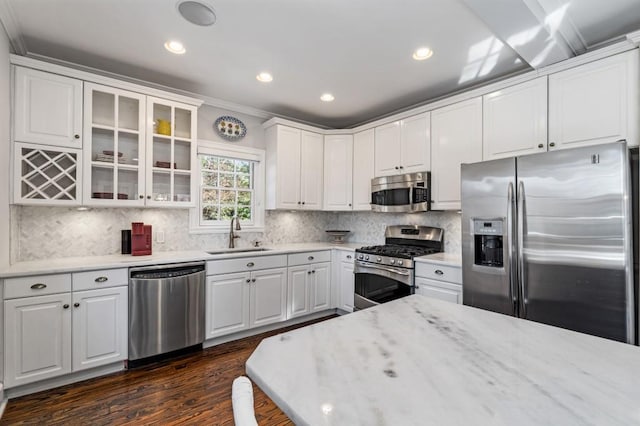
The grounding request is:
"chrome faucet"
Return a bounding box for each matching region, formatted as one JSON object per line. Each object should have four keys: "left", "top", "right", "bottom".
{"left": 229, "top": 216, "right": 242, "bottom": 248}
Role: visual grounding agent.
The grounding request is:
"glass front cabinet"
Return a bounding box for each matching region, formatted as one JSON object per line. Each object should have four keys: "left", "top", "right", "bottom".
{"left": 146, "top": 97, "right": 197, "bottom": 207}
{"left": 83, "top": 86, "right": 197, "bottom": 207}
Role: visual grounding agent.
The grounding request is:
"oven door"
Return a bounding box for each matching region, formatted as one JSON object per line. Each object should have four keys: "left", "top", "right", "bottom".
{"left": 354, "top": 260, "right": 414, "bottom": 310}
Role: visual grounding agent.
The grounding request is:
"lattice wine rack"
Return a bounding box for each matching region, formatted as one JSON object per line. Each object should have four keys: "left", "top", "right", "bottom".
{"left": 15, "top": 143, "right": 81, "bottom": 204}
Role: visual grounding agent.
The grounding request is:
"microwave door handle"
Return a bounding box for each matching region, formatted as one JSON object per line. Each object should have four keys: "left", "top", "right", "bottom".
{"left": 507, "top": 182, "right": 518, "bottom": 315}
{"left": 517, "top": 181, "right": 527, "bottom": 318}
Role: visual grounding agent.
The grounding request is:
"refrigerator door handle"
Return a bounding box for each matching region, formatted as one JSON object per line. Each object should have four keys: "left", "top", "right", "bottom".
{"left": 507, "top": 182, "right": 518, "bottom": 315}
{"left": 517, "top": 180, "right": 527, "bottom": 318}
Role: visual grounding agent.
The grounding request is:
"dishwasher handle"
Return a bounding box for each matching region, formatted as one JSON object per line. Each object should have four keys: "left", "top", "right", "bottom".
{"left": 130, "top": 262, "right": 205, "bottom": 280}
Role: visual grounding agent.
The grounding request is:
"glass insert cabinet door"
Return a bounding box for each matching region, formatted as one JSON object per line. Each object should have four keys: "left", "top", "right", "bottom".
{"left": 145, "top": 96, "right": 197, "bottom": 207}
{"left": 83, "top": 83, "right": 146, "bottom": 206}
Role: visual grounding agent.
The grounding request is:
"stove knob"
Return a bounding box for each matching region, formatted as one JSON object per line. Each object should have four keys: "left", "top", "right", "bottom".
{"left": 358, "top": 254, "right": 364, "bottom": 260}
{"left": 398, "top": 260, "right": 403, "bottom": 266}
{"left": 365, "top": 255, "right": 370, "bottom": 260}
{"left": 390, "top": 259, "right": 395, "bottom": 264}
{"left": 377, "top": 257, "right": 382, "bottom": 262}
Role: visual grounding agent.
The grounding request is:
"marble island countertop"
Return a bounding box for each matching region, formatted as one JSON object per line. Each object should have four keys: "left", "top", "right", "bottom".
{"left": 0, "top": 242, "right": 365, "bottom": 278}
{"left": 247, "top": 295, "right": 640, "bottom": 425}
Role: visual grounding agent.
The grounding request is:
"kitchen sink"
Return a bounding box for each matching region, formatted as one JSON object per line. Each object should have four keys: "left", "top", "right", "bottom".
{"left": 206, "top": 247, "right": 271, "bottom": 255}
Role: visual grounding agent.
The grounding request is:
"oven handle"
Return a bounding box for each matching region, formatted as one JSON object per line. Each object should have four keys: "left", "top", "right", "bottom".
{"left": 355, "top": 260, "right": 411, "bottom": 276}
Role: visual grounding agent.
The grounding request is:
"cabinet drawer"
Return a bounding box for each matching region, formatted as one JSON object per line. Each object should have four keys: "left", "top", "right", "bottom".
{"left": 415, "top": 277, "right": 462, "bottom": 304}
{"left": 207, "top": 255, "right": 287, "bottom": 275}
{"left": 288, "top": 250, "right": 331, "bottom": 266}
{"left": 72, "top": 268, "right": 128, "bottom": 291}
{"left": 415, "top": 262, "right": 462, "bottom": 284}
{"left": 338, "top": 250, "right": 355, "bottom": 263}
{"left": 4, "top": 274, "right": 72, "bottom": 299}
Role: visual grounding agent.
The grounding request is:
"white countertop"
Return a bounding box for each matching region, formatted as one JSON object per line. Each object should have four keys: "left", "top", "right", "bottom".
{"left": 414, "top": 252, "right": 462, "bottom": 266}
{"left": 246, "top": 295, "right": 640, "bottom": 425}
{"left": 0, "top": 243, "right": 363, "bottom": 278}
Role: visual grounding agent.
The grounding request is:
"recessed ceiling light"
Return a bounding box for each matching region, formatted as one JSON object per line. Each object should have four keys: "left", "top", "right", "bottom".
{"left": 177, "top": 1, "right": 216, "bottom": 26}
{"left": 256, "top": 72, "right": 273, "bottom": 83}
{"left": 165, "top": 40, "right": 186, "bottom": 54}
{"left": 320, "top": 93, "right": 335, "bottom": 102}
{"left": 412, "top": 47, "right": 434, "bottom": 61}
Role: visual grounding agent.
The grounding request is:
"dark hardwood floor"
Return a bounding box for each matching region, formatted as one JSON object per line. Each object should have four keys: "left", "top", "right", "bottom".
{"left": 1, "top": 315, "right": 336, "bottom": 425}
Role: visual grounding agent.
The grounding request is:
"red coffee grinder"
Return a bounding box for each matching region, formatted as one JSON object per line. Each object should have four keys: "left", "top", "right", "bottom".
{"left": 131, "top": 222, "right": 152, "bottom": 256}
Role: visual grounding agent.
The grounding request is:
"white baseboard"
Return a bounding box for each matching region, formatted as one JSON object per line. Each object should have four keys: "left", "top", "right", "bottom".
{"left": 0, "top": 383, "right": 6, "bottom": 419}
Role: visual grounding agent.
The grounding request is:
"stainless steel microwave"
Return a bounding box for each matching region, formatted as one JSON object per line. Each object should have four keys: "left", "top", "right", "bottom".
{"left": 370, "top": 171, "right": 431, "bottom": 213}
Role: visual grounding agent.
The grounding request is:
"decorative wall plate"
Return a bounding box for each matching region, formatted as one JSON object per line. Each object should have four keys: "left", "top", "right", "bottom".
{"left": 214, "top": 116, "right": 247, "bottom": 141}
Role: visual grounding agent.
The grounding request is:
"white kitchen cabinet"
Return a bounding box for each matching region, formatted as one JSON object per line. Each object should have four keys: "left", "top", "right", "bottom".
{"left": 13, "top": 142, "right": 82, "bottom": 205}
{"left": 323, "top": 134, "right": 353, "bottom": 210}
{"left": 206, "top": 265, "right": 287, "bottom": 338}
{"left": 549, "top": 50, "right": 639, "bottom": 150}
{"left": 206, "top": 272, "right": 250, "bottom": 338}
{"left": 266, "top": 125, "right": 323, "bottom": 210}
{"left": 4, "top": 293, "right": 72, "bottom": 388}
{"left": 352, "top": 129, "right": 374, "bottom": 211}
{"left": 250, "top": 267, "right": 288, "bottom": 327}
{"left": 415, "top": 261, "right": 462, "bottom": 304}
{"left": 483, "top": 77, "right": 548, "bottom": 160}
{"left": 431, "top": 98, "right": 483, "bottom": 210}
{"left": 374, "top": 112, "right": 430, "bottom": 177}
{"left": 72, "top": 286, "right": 128, "bottom": 372}
{"left": 146, "top": 97, "right": 198, "bottom": 207}
{"left": 83, "top": 83, "right": 146, "bottom": 206}
{"left": 287, "top": 252, "right": 331, "bottom": 319}
{"left": 13, "top": 67, "right": 83, "bottom": 149}
{"left": 337, "top": 251, "right": 355, "bottom": 312}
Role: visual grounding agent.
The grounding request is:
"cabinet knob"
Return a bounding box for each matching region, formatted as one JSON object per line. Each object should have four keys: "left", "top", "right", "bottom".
{"left": 308, "top": 256, "right": 314, "bottom": 261}
{"left": 63, "top": 304, "right": 70, "bottom": 309}
{"left": 549, "top": 142, "right": 556, "bottom": 147}
{"left": 538, "top": 143, "right": 544, "bottom": 148}
{"left": 246, "top": 279, "right": 251, "bottom": 283}
{"left": 147, "top": 195, "right": 151, "bottom": 200}
{"left": 247, "top": 262, "right": 255, "bottom": 267}
{"left": 30, "top": 283, "right": 46, "bottom": 290}
{"left": 252, "top": 278, "right": 256, "bottom": 282}
{"left": 312, "top": 270, "right": 316, "bottom": 274}
{"left": 348, "top": 203, "right": 352, "bottom": 207}
{"left": 94, "top": 276, "right": 108, "bottom": 283}
{"left": 435, "top": 269, "right": 444, "bottom": 275}
{"left": 139, "top": 195, "right": 144, "bottom": 199}
{"left": 297, "top": 201, "right": 301, "bottom": 205}
{"left": 302, "top": 201, "right": 305, "bottom": 205}
{"left": 307, "top": 270, "right": 311, "bottom": 275}
{"left": 74, "top": 303, "right": 80, "bottom": 308}
{"left": 395, "top": 166, "right": 399, "bottom": 170}
{"left": 399, "top": 166, "right": 404, "bottom": 169}
{"left": 74, "top": 134, "right": 80, "bottom": 139}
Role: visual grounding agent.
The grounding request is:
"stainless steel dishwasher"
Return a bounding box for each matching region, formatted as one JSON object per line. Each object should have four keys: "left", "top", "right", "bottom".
{"left": 128, "top": 262, "right": 206, "bottom": 364}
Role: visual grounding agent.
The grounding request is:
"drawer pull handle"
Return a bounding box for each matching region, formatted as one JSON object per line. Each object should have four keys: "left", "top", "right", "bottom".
{"left": 95, "top": 276, "right": 108, "bottom": 283}
{"left": 435, "top": 270, "right": 444, "bottom": 275}
{"left": 31, "top": 283, "right": 47, "bottom": 290}
{"left": 346, "top": 255, "right": 352, "bottom": 259}
{"left": 308, "top": 256, "right": 314, "bottom": 261}
{"left": 247, "top": 262, "right": 255, "bottom": 267}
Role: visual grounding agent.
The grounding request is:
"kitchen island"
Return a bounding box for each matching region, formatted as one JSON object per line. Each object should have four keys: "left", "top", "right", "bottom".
{"left": 246, "top": 295, "right": 640, "bottom": 425}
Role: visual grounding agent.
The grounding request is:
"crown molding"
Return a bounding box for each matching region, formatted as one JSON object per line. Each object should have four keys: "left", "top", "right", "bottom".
{"left": 628, "top": 30, "right": 640, "bottom": 46}
{"left": 0, "top": 1, "right": 26, "bottom": 54}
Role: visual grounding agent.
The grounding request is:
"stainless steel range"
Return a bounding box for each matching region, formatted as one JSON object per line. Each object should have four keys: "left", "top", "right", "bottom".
{"left": 354, "top": 225, "right": 444, "bottom": 310}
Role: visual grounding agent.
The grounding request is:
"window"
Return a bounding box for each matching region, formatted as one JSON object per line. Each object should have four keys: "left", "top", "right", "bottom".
{"left": 190, "top": 140, "right": 265, "bottom": 233}
{"left": 200, "top": 155, "right": 255, "bottom": 224}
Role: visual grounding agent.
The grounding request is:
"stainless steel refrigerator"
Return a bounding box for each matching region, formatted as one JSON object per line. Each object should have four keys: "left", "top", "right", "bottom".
{"left": 461, "top": 141, "right": 635, "bottom": 343}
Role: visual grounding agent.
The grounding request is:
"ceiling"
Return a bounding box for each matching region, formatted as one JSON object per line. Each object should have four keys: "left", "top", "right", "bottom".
{"left": 1, "top": 0, "right": 640, "bottom": 128}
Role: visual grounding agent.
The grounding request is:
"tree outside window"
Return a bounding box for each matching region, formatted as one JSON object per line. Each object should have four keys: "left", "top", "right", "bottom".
{"left": 200, "top": 155, "right": 254, "bottom": 223}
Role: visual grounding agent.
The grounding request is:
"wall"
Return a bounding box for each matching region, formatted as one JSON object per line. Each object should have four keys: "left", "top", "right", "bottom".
{"left": 0, "top": 16, "right": 10, "bottom": 269}
{"left": 197, "top": 104, "right": 267, "bottom": 150}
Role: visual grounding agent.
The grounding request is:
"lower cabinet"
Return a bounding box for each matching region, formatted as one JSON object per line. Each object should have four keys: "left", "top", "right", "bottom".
{"left": 206, "top": 267, "right": 287, "bottom": 339}
{"left": 4, "top": 284, "right": 128, "bottom": 388}
{"left": 414, "top": 261, "right": 462, "bottom": 304}
{"left": 287, "top": 262, "right": 331, "bottom": 319}
{"left": 337, "top": 252, "right": 355, "bottom": 312}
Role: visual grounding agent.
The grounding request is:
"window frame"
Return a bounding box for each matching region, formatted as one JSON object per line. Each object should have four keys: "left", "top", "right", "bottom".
{"left": 189, "top": 140, "right": 265, "bottom": 234}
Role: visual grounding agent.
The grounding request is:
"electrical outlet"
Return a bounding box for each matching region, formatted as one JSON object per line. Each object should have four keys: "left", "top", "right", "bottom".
{"left": 156, "top": 230, "right": 165, "bottom": 244}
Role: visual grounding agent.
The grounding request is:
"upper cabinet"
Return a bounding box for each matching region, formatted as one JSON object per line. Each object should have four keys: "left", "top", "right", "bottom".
{"left": 146, "top": 97, "right": 197, "bottom": 207}
{"left": 483, "top": 77, "right": 548, "bottom": 160}
{"left": 14, "top": 67, "right": 83, "bottom": 149}
{"left": 352, "top": 129, "right": 374, "bottom": 211}
{"left": 83, "top": 83, "right": 146, "bottom": 206}
{"left": 265, "top": 124, "right": 323, "bottom": 210}
{"left": 323, "top": 134, "right": 353, "bottom": 211}
{"left": 431, "top": 97, "right": 482, "bottom": 210}
{"left": 548, "top": 50, "right": 639, "bottom": 150}
{"left": 374, "top": 112, "right": 430, "bottom": 177}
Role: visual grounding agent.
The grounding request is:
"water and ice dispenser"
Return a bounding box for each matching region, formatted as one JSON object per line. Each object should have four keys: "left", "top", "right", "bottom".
{"left": 473, "top": 219, "right": 504, "bottom": 268}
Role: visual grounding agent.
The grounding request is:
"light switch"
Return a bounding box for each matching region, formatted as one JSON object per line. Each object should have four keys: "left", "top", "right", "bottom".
{"left": 156, "top": 230, "right": 165, "bottom": 243}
